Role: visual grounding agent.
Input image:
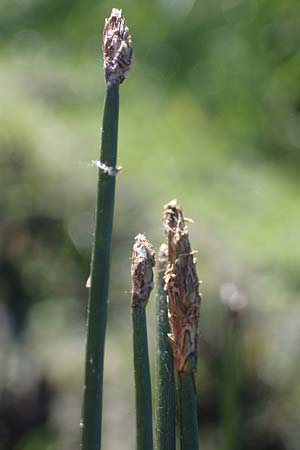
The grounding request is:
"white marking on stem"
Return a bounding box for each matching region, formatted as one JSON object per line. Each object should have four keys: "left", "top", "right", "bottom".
{"left": 96, "top": 160, "right": 122, "bottom": 176}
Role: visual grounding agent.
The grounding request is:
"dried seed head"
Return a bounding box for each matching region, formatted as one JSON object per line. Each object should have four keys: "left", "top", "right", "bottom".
{"left": 163, "top": 200, "right": 202, "bottom": 374}
{"left": 102, "top": 8, "right": 132, "bottom": 85}
{"left": 163, "top": 199, "right": 191, "bottom": 263}
{"left": 131, "top": 234, "right": 155, "bottom": 308}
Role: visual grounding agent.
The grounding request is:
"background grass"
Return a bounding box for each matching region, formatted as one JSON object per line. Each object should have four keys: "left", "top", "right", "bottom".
{"left": 0, "top": 1, "right": 300, "bottom": 449}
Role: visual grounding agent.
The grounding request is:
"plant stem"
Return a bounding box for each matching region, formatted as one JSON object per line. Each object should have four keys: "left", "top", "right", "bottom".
{"left": 80, "top": 10, "right": 132, "bottom": 450}
{"left": 131, "top": 234, "right": 155, "bottom": 450}
{"left": 132, "top": 308, "right": 154, "bottom": 450}
{"left": 80, "top": 81, "right": 119, "bottom": 450}
{"left": 221, "top": 312, "right": 240, "bottom": 450}
{"left": 163, "top": 200, "right": 202, "bottom": 450}
{"left": 155, "top": 244, "right": 176, "bottom": 450}
{"left": 178, "top": 373, "right": 199, "bottom": 450}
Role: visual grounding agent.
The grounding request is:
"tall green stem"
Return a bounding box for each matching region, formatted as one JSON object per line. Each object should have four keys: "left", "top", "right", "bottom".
{"left": 80, "top": 81, "right": 119, "bottom": 450}
{"left": 155, "top": 244, "right": 175, "bottom": 450}
{"left": 131, "top": 234, "right": 155, "bottom": 450}
{"left": 80, "top": 9, "right": 132, "bottom": 450}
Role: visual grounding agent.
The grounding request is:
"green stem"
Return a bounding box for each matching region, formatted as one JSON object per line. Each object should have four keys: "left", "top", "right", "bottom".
{"left": 179, "top": 373, "right": 199, "bottom": 450}
{"left": 155, "top": 245, "right": 176, "bottom": 450}
{"left": 221, "top": 313, "right": 239, "bottom": 450}
{"left": 80, "top": 82, "right": 119, "bottom": 450}
{"left": 132, "top": 307, "right": 153, "bottom": 450}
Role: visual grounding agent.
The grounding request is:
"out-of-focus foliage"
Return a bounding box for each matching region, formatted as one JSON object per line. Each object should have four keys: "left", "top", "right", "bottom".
{"left": 0, "top": 1, "right": 300, "bottom": 449}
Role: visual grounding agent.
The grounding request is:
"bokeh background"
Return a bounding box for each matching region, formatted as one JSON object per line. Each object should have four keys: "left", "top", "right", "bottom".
{"left": 1, "top": 0, "right": 300, "bottom": 449}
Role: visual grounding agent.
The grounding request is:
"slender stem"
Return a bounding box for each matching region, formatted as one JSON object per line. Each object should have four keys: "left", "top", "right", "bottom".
{"left": 178, "top": 373, "right": 199, "bottom": 450}
{"left": 80, "top": 9, "right": 132, "bottom": 450}
{"left": 155, "top": 244, "right": 176, "bottom": 450}
{"left": 131, "top": 234, "right": 155, "bottom": 450}
{"left": 80, "top": 82, "right": 119, "bottom": 450}
{"left": 221, "top": 313, "right": 239, "bottom": 450}
{"left": 132, "top": 307, "right": 154, "bottom": 450}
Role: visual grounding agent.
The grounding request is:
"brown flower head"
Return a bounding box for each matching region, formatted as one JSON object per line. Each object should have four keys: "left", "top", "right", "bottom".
{"left": 131, "top": 234, "right": 155, "bottom": 308}
{"left": 163, "top": 200, "right": 202, "bottom": 374}
{"left": 102, "top": 8, "right": 132, "bottom": 85}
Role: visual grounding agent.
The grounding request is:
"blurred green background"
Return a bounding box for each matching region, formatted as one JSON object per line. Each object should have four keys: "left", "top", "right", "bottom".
{"left": 1, "top": 0, "right": 300, "bottom": 449}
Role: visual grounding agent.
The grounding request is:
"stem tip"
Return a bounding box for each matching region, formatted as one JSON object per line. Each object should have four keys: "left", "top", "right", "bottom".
{"left": 131, "top": 234, "right": 155, "bottom": 308}
{"left": 102, "top": 8, "right": 133, "bottom": 85}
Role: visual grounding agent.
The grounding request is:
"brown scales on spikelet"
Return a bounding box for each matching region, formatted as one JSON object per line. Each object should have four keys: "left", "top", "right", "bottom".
{"left": 131, "top": 234, "right": 155, "bottom": 308}
{"left": 102, "top": 8, "right": 132, "bottom": 85}
{"left": 163, "top": 200, "right": 202, "bottom": 374}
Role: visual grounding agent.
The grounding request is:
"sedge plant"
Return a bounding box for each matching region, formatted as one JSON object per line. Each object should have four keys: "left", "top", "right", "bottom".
{"left": 131, "top": 234, "right": 155, "bottom": 450}
{"left": 79, "top": 9, "right": 204, "bottom": 450}
{"left": 80, "top": 9, "right": 132, "bottom": 450}
{"left": 163, "top": 200, "right": 202, "bottom": 450}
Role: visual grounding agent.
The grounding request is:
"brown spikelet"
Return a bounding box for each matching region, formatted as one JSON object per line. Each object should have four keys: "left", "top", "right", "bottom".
{"left": 102, "top": 8, "right": 132, "bottom": 85}
{"left": 163, "top": 200, "right": 202, "bottom": 374}
{"left": 131, "top": 234, "right": 155, "bottom": 308}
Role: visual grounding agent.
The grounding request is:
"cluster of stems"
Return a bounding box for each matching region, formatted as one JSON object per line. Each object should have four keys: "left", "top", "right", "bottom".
{"left": 80, "top": 8, "right": 203, "bottom": 450}
{"left": 131, "top": 200, "right": 202, "bottom": 450}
